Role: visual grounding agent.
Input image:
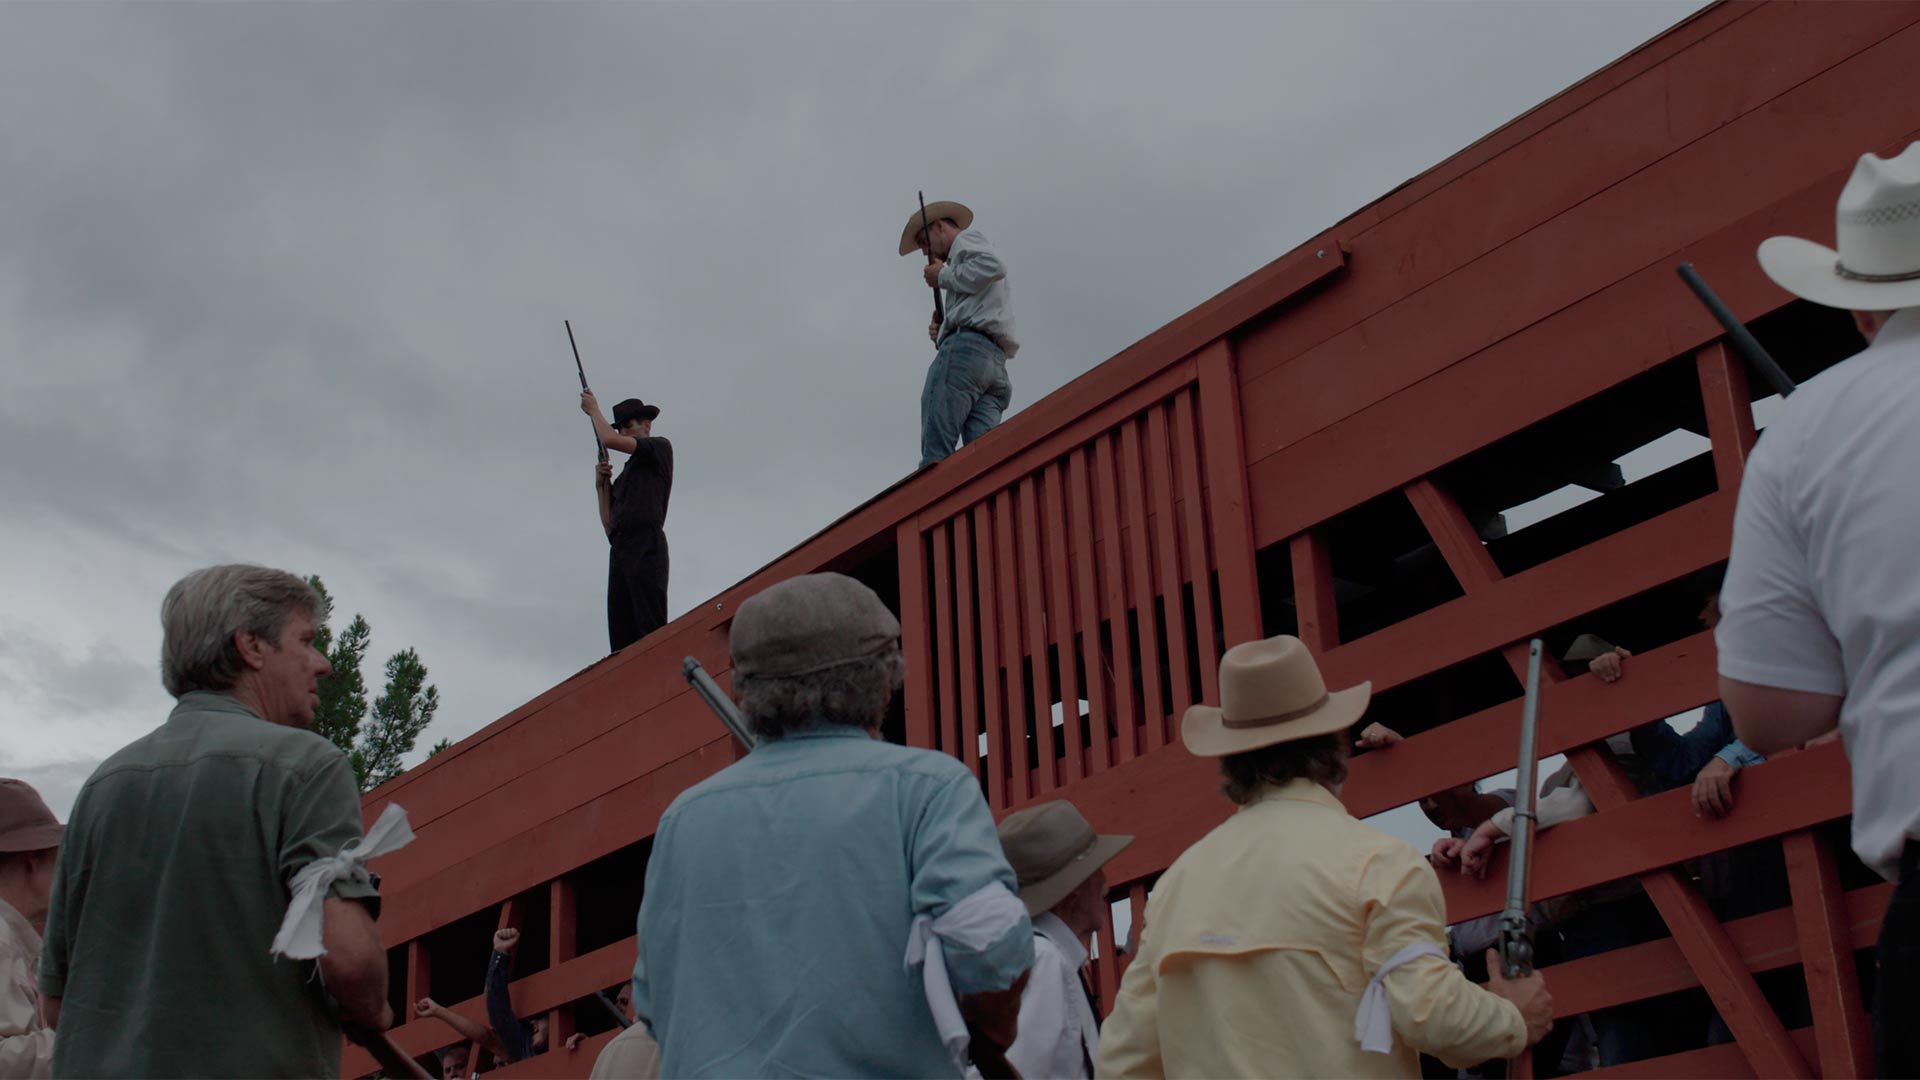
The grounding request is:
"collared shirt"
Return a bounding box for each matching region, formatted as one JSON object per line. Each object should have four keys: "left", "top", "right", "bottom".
{"left": 611, "top": 436, "right": 673, "bottom": 539}
{"left": 1718, "top": 307, "right": 1920, "bottom": 881}
{"left": 0, "top": 897, "right": 53, "bottom": 1079}
{"left": 1005, "top": 912, "right": 1097, "bottom": 1080}
{"left": 589, "top": 1023, "right": 661, "bottom": 1080}
{"left": 39, "top": 691, "right": 379, "bottom": 1078}
{"left": 1098, "top": 779, "right": 1525, "bottom": 1079}
{"left": 938, "top": 229, "right": 1019, "bottom": 358}
{"left": 632, "top": 724, "right": 1033, "bottom": 1078}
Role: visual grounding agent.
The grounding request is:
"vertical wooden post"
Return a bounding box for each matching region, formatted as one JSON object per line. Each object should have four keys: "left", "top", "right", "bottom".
{"left": 1119, "top": 420, "right": 1168, "bottom": 750}
{"left": 973, "top": 501, "right": 1010, "bottom": 810}
{"left": 407, "top": 937, "right": 432, "bottom": 1010}
{"left": 932, "top": 521, "right": 958, "bottom": 757}
{"left": 1195, "top": 340, "right": 1264, "bottom": 650}
{"left": 549, "top": 877, "right": 578, "bottom": 1051}
{"left": 1696, "top": 341, "right": 1759, "bottom": 496}
{"left": 1171, "top": 388, "right": 1223, "bottom": 703}
{"left": 898, "top": 520, "right": 936, "bottom": 750}
{"left": 1783, "top": 829, "right": 1873, "bottom": 1077}
{"left": 1290, "top": 532, "right": 1339, "bottom": 654}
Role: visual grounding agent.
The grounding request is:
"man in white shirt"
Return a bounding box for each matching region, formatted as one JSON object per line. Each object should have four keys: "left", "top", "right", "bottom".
{"left": 1716, "top": 140, "right": 1920, "bottom": 1078}
{"left": 900, "top": 200, "right": 1019, "bottom": 468}
{"left": 995, "top": 800, "right": 1131, "bottom": 1080}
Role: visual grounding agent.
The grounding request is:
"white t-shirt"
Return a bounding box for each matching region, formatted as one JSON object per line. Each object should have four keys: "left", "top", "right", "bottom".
{"left": 1716, "top": 307, "right": 1920, "bottom": 882}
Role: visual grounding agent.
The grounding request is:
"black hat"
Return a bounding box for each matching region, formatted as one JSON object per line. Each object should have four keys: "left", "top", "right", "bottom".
{"left": 612, "top": 398, "right": 660, "bottom": 427}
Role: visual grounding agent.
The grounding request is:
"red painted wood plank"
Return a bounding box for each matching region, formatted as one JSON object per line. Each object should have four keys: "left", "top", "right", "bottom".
{"left": 1017, "top": 478, "right": 1060, "bottom": 794}
{"left": 1581, "top": 1026, "right": 1819, "bottom": 1080}
{"left": 1781, "top": 829, "right": 1874, "bottom": 1078}
{"left": 1696, "top": 341, "right": 1758, "bottom": 496}
{"left": 549, "top": 876, "right": 578, "bottom": 1046}
{"left": 954, "top": 513, "right": 983, "bottom": 780}
{"left": 1119, "top": 419, "right": 1168, "bottom": 752}
{"left": 1289, "top": 532, "right": 1339, "bottom": 653}
{"left": 898, "top": 522, "right": 936, "bottom": 752}
{"left": 1171, "top": 388, "right": 1222, "bottom": 704}
{"left": 993, "top": 490, "right": 1033, "bottom": 805}
{"left": 1067, "top": 449, "right": 1113, "bottom": 774}
{"left": 973, "top": 502, "right": 1009, "bottom": 811}
{"left": 1405, "top": 477, "right": 1502, "bottom": 591}
{"left": 1092, "top": 432, "right": 1141, "bottom": 765}
{"left": 1043, "top": 463, "right": 1089, "bottom": 785}
{"left": 932, "top": 522, "right": 958, "bottom": 757}
{"left": 1145, "top": 404, "right": 1195, "bottom": 732}
{"left": 1195, "top": 341, "right": 1263, "bottom": 648}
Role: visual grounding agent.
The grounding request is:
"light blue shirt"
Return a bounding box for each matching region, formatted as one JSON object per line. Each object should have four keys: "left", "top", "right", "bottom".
{"left": 633, "top": 725, "right": 1034, "bottom": 1078}
{"left": 938, "top": 228, "right": 1019, "bottom": 358}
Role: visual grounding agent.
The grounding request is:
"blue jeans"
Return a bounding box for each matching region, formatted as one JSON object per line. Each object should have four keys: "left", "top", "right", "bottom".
{"left": 920, "top": 330, "right": 1012, "bottom": 467}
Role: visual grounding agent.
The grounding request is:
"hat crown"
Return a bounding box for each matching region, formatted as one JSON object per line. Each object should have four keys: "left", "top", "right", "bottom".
{"left": 0, "top": 779, "right": 61, "bottom": 853}
{"left": 1218, "top": 635, "right": 1328, "bottom": 724}
{"left": 1835, "top": 143, "right": 1920, "bottom": 277}
{"left": 730, "top": 573, "right": 901, "bottom": 679}
{"left": 998, "top": 801, "right": 1097, "bottom": 886}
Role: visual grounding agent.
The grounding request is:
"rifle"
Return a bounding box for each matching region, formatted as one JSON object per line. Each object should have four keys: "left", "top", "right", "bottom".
{"left": 565, "top": 319, "right": 610, "bottom": 463}
{"left": 595, "top": 990, "right": 635, "bottom": 1030}
{"left": 1676, "top": 263, "right": 1797, "bottom": 398}
{"left": 341, "top": 1019, "right": 433, "bottom": 1079}
{"left": 919, "top": 191, "right": 945, "bottom": 330}
{"left": 682, "top": 657, "right": 756, "bottom": 750}
{"left": 1497, "top": 639, "right": 1545, "bottom": 980}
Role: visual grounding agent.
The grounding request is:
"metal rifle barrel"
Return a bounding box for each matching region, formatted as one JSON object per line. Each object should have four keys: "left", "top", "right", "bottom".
{"left": 682, "top": 657, "right": 756, "bottom": 749}
{"left": 1498, "top": 638, "right": 1545, "bottom": 979}
{"left": 595, "top": 990, "right": 635, "bottom": 1029}
{"left": 565, "top": 319, "right": 608, "bottom": 462}
{"left": 919, "top": 190, "right": 945, "bottom": 324}
{"left": 1675, "top": 263, "right": 1796, "bottom": 398}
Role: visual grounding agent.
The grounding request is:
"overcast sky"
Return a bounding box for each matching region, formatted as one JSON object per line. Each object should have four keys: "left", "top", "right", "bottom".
{"left": 1, "top": 1, "right": 1706, "bottom": 822}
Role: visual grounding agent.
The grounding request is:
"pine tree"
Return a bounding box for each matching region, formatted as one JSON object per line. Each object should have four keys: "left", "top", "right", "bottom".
{"left": 308, "top": 576, "right": 442, "bottom": 791}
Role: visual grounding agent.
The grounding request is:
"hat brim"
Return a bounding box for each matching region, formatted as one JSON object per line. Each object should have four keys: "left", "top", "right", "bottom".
{"left": 0, "top": 821, "right": 64, "bottom": 853}
{"left": 1758, "top": 236, "right": 1920, "bottom": 311}
{"left": 899, "top": 201, "right": 976, "bottom": 255}
{"left": 1180, "top": 682, "right": 1372, "bottom": 758}
{"left": 1017, "top": 833, "right": 1134, "bottom": 916}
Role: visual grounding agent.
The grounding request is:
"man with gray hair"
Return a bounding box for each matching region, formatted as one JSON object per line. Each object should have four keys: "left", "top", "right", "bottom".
{"left": 39, "top": 564, "right": 392, "bottom": 1077}
{"left": 632, "top": 572, "right": 1034, "bottom": 1078}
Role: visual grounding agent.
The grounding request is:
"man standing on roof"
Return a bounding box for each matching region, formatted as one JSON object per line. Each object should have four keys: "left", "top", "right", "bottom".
{"left": 581, "top": 391, "right": 673, "bottom": 652}
{"left": 901, "top": 200, "right": 1018, "bottom": 468}
{"left": 1716, "top": 140, "right": 1920, "bottom": 1078}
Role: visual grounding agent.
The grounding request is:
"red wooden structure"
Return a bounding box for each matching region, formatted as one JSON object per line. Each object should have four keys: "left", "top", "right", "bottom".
{"left": 348, "top": 4, "right": 1920, "bottom": 1075}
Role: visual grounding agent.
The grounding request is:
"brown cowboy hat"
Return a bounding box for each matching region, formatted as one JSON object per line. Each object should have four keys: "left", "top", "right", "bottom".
{"left": 997, "top": 800, "right": 1132, "bottom": 916}
{"left": 1182, "top": 635, "right": 1371, "bottom": 758}
{"left": 0, "top": 779, "right": 64, "bottom": 853}
{"left": 898, "top": 200, "right": 974, "bottom": 256}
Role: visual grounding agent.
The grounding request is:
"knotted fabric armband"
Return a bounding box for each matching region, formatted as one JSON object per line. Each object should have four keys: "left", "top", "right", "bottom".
{"left": 1355, "top": 941, "right": 1447, "bottom": 1053}
{"left": 904, "top": 882, "right": 1028, "bottom": 1074}
{"left": 271, "top": 802, "right": 415, "bottom": 960}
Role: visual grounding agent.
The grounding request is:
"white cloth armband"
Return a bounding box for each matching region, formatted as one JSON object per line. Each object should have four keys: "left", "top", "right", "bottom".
{"left": 1355, "top": 941, "right": 1447, "bottom": 1053}
{"left": 904, "top": 882, "right": 1027, "bottom": 1074}
{"left": 271, "top": 802, "right": 415, "bottom": 960}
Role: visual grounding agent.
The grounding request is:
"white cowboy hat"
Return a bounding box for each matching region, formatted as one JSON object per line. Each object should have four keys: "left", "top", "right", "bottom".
{"left": 1181, "top": 635, "right": 1371, "bottom": 758}
{"left": 898, "top": 200, "right": 974, "bottom": 256}
{"left": 996, "top": 800, "right": 1133, "bottom": 917}
{"left": 1758, "top": 141, "right": 1920, "bottom": 310}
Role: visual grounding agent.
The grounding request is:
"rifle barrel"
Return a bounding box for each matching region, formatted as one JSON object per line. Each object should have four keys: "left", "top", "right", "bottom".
{"left": 1499, "top": 639, "right": 1545, "bottom": 978}
{"left": 683, "top": 657, "right": 756, "bottom": 749}
{"left": 1676, "top": 264, "right": 1796, "bottom": 398}
{"left": 565, "top": 320, "right": 608, "bottom": 462}
{"left": 918, "top": 190, "right": 945, "bottom": 324}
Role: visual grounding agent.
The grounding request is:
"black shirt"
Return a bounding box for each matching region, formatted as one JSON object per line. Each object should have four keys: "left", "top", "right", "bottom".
{"left": 611, "top": 436, "right": 673, "bottom": 538}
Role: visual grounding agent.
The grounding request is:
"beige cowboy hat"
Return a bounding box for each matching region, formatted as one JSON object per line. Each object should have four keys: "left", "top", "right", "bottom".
{"left": 1759, "top": 141, "right": 1920, "bottom": 310}
{"left": 897, "top": 200, "right": 974, "bottom": 256}
{"left": 1561, "top": 634, "right": 1618, "bottom": 665}
{"left": 997, "top": 800, "right": 1132, "bottom": 916}
{"left": 1182, "top": 635, "right": 1371, "bottom": 758}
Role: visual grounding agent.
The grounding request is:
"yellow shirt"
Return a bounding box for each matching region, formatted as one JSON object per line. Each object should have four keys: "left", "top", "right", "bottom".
{"left": 1097, "top": 780, "right": 1525, "bottom": 1079}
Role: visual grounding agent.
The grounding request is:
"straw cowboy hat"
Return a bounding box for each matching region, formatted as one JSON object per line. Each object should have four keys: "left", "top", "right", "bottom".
{"left": 898, "top": 200, "right": 974, "bottom": 256}
{"left": 997, "top": 800, "right": 1132, "bottom": 916}
{"left": 1759, "top": 141, "right": 1920, "bottom": 310}
{"left": 1181, "top": 635, "right": 1371, "bottom": 758}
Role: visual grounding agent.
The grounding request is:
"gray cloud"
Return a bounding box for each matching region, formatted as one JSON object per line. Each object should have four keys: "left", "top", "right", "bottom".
{"left": 1, "top": 1, "right": 1704, "bottom": 816}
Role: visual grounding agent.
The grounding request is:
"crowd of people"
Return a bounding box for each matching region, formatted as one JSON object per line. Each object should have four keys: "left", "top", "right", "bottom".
{"left": 2, "top": 148, "right": 1916, "bottom": 1079}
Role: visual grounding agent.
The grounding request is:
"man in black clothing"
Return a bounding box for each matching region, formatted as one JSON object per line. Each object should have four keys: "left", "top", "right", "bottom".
{"left": 581, "top": 390, "right": 673, "bottom": 652}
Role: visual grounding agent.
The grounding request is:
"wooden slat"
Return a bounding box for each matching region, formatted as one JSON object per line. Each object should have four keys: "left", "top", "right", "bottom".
{"left": 1119, "top": 419, "right": 1168, "bottom": 751}
{"left": 1093, "top": 431, "right": 1141, "bottom": 764}
{"left": 1171, "top": 388, "right": 1222, "bottom": 702}
{"left": 406, "top": 938, "right": 431, "bottom": 1008}
{"left": 1017, "top": 477, "right": 1060, "bottom": 794}
{"left": 1194, "top": 340, "right": 1263, "bottom": 646}
{"left": 1781, "top": 829, "right": 1873, "bottom": 1078}
{"left": 1145, "top": 403, "right": 1196, "bottom": 729}
{"left": 994, "top": 489, "right": 1033, "bottom": 804}
{"left": 1696, "top": 341, "right": 1759, "bottom": 495}
{"left": 1405, "top": 477, "right": 1502, "bottom": 591}
{"left": 1289, "top": 531, "right": 1339, "bottom": 653}
{"left": 899, "top": 522, "right": 936, "bottom": 751}
{"left": 549, "top": 876, "right": 578, "bottom": 1048}
{"left": 973, "top": 502, "right": 1009, "bottom": 810}
{"left": 954, "top": 514, "right": 982, "bottom": 780}
{"left": 931, "top": 522, "right": 958, "bottom": 757}
{"left": 1043, "top": 462, "right": 1089, "bottom": 784}
{"left": 1580, "top": 1026, "right": 1820, "bottom": 1080}
{"left": 1067, "top": 449, "right": 1114, "bottom": 774}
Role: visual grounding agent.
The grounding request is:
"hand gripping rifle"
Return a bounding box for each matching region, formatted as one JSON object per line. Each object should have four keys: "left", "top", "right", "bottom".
{"left": 1497, "top": 639, "right": 1545, "bottom": 980}
{"left": 682, "top": 657, "right": 756, "bottom": 750}
{"left": 1676, "top": 263, "right": 1797, "bottom": 399}
{"left": 565, "top": 319, "right": 609, "bottom": 463}
{"left": 919, "top": 191, "right": 945, "bottom": 330}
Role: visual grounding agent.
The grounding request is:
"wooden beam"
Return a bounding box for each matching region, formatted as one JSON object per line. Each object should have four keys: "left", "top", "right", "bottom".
{"left": 898, "top": 521, "right": 935, "bottom": 751}
{"left": 1696, "top": 341, "right": 1759, "bottom": 496}
{"left": 1195, "top": 340, "right": 1264, "bottom": 647}
{"left": 1782, "top": 829, "right": 1873, "bottom": 1078}
{"left": 549, "top": 877, "right": 578, "bottom": 1049}
{"left": 1289, "top": 531, "right": 1339, "bottom": 654}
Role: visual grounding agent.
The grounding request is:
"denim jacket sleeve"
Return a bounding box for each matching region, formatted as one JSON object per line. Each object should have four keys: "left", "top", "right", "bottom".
{"left": 486, "top": 951, "right": 533, "bottom": 1061}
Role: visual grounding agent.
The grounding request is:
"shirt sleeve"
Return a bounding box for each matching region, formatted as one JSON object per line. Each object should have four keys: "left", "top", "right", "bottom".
{"left": 486, "top": 952, "right": 533, "bottom": 1061}
{"left": 1360, "top": 846, "right": 1527, "bottom": 1068}
{"left": 1, "top": 946, "right": 54, "bottom": 1079}
{"left": 1004, "top": 936, "right": 1077, "bottom": 1080}
{"left": 627, "top": 437, "right": 670, "bottom": 467}
{"left": 1716, "top": 739, "right": 1766, "bottom": 770}
{"left": 907, "top": 768, "right": 1033, "bottom": 994}
{"left": 280, "top": 750, "right": 381, "bottom": 907}
{"left": 35, "top": 790, "right": 81, "bottom": 1001}
{"left": 1490, "top": 773, "right": 1593, "bottom": 835}
{"left": 1094, "top": 906, "right": 1164, "bottom": 1080}
{"left": 1717, "top": 436, "right": 1846, "bottom": 695}
{"left": 939, "top": 233, "right": 1008, "bottom": 296}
